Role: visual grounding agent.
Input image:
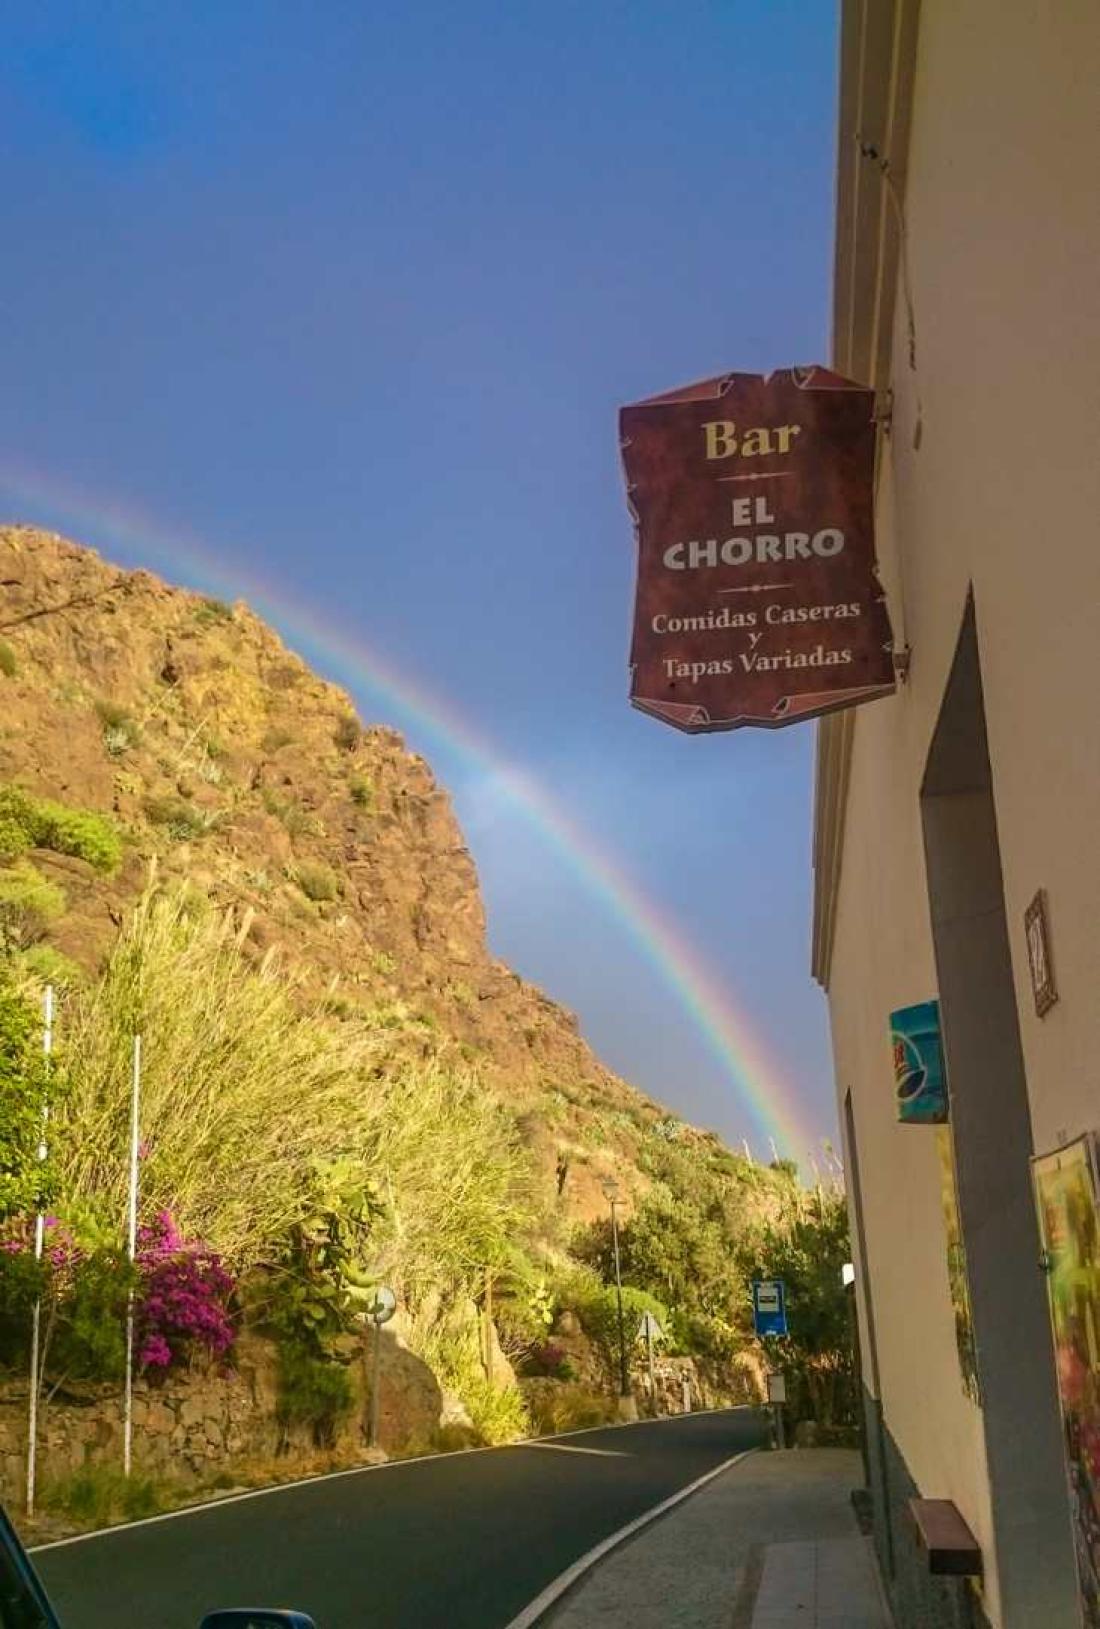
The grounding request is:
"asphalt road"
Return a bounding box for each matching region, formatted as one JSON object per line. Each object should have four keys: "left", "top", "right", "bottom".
{"left": 35, "top": 1409, "right": 767, "bottom": 1629}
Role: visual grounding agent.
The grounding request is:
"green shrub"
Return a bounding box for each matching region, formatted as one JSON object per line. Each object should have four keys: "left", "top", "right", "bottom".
{"left": 276, "top": 1346, "right": 354, "bottom": 1447}
{"left": 0, "top": 862, "right": 65, "bottom": 946}
{"left": 737, "top": 1185, "right": 856, "bottom": 1428}
{"left": 523, "top": 1381, "right": 614, "bottom": 1436}
{"left": 48, "top": 1244, "right": 133, "bottom": 1381}
{"left": 0, "top": 979, "right": 63, "bottom": 1220}
{"left": 40, "top": 1466, "right": 163, "bottom": 1528}
{"left": 34, "top": 800, "right": 121, "bottom": 872}
{"left": 94, "top": 699, "right": 132, "bottom": 731}
{"left": 295, "top": 862, "right": 339, "bottom": 903}
{"left": 0, "top": 789, "right": 30, "bottom": 860}
{"left": 463, "top": 1373, "right": 530, "bottom": 1443}
{"left": 0, "top": 641, "right": 16, "bottom": 678}
{"left": 143, "top": 794, "right": 206, "bottom": 841}
{"left": 18, "top": 945, "right": 86, "bottom": 989}
{"left": 333, "top": 716, "right": 361, "bottom": 752}
{"left": 431, "top": 1423, "right": 480, "bottom": 1454}
{"left": 262, "top": 790, "right": 320, "bottom": 837}
{"left": 564, "top": 1281, "right": 670, "bottom": 1385}
{"left": 0, "top": 787, "right": 121, "bottom": 873}
{"left": 414, "top": 1317, "right": 529, "bottom": 1446}
{"left": 193, "top": 597, "right": 234, "bottom": 626}
{"left": 348, "top": 775, "right": 374, "bottom": 810}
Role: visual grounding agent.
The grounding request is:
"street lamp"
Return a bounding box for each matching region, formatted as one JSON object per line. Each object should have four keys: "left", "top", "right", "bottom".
{"left": 602, "top": 1178, "right": 630, "bottom": 1405}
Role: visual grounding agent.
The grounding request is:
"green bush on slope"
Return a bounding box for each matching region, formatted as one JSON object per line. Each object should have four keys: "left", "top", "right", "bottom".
{"left": 0, "top": 785, "right": 121, "bottom": 873}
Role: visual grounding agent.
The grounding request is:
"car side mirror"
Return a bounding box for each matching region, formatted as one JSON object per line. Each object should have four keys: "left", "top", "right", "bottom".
{"left": 200, "top": 1612, "right": 316, "bottom": 1629}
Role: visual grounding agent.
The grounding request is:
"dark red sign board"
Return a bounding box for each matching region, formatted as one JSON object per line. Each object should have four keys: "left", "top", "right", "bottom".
{"left": 620, "top": 367, "right": 896, "bottom": 732}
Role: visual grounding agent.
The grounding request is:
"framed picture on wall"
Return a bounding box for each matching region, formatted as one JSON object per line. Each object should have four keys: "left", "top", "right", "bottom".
{"left": 889, "top": 998, "right": 948, "bottom": 1124}
{"left": 1032, "top": 1136, "right": 1100, "bottom": 1625}
{"left": 1025, "top": 889, "right": 1058, "bottom": 1017}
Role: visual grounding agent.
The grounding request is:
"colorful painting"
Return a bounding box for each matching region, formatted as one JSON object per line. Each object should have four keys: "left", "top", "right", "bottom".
{"left": 1033, "top": 1135, "right": 1100, "bottom": 1627}
{"left": 935, "top": 1125, "right": 981, "bottom": 1404}
{"left": 890, "top": 999, "right": 948, "bottom": 1124}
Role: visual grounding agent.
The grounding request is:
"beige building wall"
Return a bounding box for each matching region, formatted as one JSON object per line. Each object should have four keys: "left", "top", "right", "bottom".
{"left": 816, "top": 3, "right": 1100, "bottom": 1626}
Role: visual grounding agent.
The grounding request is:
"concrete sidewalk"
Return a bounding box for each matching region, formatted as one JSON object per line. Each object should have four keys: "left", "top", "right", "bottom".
{"left": 544, "top": 1448, "right": 890, "bottom": 1628}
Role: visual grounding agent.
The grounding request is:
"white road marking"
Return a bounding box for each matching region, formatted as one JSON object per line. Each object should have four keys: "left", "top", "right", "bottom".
{"left": 512, "top": 1442, "right": 628, "bottom": 1458}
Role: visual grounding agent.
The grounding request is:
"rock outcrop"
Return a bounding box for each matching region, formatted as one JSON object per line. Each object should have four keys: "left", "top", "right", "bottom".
{"left": 0, "top": 526, "right": 681, "bottom": 1219}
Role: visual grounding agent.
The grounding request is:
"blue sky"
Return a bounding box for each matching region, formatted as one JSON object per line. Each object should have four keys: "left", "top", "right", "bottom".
{"left": 0, "top": 2, "right": 841, "bottom": 1157}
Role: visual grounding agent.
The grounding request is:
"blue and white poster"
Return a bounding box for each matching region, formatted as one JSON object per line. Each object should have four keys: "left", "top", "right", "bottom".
{"left": 890, "top": 998, "right": 948, "bottom": 1124}
{"left": 752, "top": 1279, "right": 788, "bottom": 1338}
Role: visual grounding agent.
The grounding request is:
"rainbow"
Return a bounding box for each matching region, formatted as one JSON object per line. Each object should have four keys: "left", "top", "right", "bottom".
{"left": 0, "top": 461, "right": 819, "bottom": 1161}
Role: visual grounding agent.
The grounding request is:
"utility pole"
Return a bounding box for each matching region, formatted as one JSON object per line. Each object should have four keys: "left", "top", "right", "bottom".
{"left": 26, "top": 985, "right": 54, "bottom": 1517}
{"left": 602, "top": 1179, "right": 631, "bottom": 1410}
{"left": 645, "top": 1314, "right": 656, "bottom": 1407}
{"left": 123, "top": 1035, "right": 142, "bottom": 1478}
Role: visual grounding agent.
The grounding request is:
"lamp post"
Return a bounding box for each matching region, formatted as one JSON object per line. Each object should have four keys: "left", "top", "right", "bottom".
{"left": 602, "top": 1179, "right": 631, "bottom": 1411}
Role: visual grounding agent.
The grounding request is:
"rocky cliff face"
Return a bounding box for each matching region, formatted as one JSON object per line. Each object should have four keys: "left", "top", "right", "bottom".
{"left": 0, "top": 526, "right": 681, "bottom": 1220}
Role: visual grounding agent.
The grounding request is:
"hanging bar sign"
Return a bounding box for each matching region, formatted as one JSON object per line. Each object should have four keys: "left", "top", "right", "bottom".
{"left": 620, "top": 367, "right": 895, "bottom": 732}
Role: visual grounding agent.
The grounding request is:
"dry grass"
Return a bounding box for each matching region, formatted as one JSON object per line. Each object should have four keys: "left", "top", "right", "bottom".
{"left": 57, "top": 881, "right": 534, "bottom": 1291}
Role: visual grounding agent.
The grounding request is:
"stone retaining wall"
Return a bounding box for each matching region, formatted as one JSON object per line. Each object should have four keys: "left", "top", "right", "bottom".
{"left": 0, "top": 1324, "right": 445, "bottom": 1502}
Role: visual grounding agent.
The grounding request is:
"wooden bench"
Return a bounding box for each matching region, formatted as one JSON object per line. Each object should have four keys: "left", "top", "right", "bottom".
{"left": 909, "top": 1498, "right": 983, "bottom": 1576}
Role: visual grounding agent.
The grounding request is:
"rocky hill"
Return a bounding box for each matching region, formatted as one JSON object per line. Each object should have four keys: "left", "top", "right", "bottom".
{"left": 0, "top": 527, "right": 846, "bottom": 1528}
{"left": 0, "top": 525, "right": 738, "bottom": 1223}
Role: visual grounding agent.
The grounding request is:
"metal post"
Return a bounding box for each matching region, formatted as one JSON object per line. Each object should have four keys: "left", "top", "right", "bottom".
{"left": 645, "top": 1317, "right": 656, "bottom": 1412}
{"left": 484, "top": 1268, "right": 494, "bottom": 1386}
{"left": 368, "top": 1316, "right": 383, "bottom": 1448}
{"left": 123, "top": 1036, "right": 141, "bottom": 1478}
{"left": 609, "top": 1198, "right": 629, "bottom": 1399}
{"left": 26, "top": 986, "right": 54, "bottom": 1517}
{"left": 774, "top": 1402, "right": 786, "bottom": 1450}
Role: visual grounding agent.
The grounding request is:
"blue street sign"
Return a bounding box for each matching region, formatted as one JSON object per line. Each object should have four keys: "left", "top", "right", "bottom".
{"left": 752, "top": 1279, "right": 788, "bottom": 1337}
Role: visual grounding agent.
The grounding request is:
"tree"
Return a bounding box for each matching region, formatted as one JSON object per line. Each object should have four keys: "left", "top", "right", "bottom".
{"left": 740, "top": 1185, "right": 855, "bottom": 1427}
{"left": 0, "top": 977, "right": 59, "bottom": 1218}
{"left": 574, "top": 1192, "right": 745, "bottom": 1360}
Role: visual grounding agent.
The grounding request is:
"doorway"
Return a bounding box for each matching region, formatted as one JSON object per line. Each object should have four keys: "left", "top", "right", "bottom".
{"left": 920, "top": 597, "right": 1077, "bottom": 1626}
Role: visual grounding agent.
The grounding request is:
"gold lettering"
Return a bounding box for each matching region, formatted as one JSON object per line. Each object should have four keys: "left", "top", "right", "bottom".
{"left": 739, "top": 427, "right": 771, "bottom": 457}
{"left": 706, "top": 420, "right": 802, "bottom": 459}
{"left": 703, "top": 421, "right": 738, "bottom": 460}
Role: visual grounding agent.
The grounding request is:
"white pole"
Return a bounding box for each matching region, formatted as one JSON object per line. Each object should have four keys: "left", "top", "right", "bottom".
{"left": 25, "top": 986, "right": 54, "bottom": 1516}
{"left": 123, "top": 1035, "right": 141, "bottom": 1478}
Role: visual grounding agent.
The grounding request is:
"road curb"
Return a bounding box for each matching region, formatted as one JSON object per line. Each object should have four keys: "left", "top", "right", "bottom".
{"left": 500, "top": 1447, "right": 757, "bottom": 1629}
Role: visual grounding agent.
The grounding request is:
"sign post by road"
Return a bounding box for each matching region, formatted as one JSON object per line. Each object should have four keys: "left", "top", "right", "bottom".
{"left": 637, "top": 1310, "right": 664, "bottom": 1409}
{"left": 366, "top": 1286, "right": 397, "bottom": 1449}
{"left": 752, "top": 1279, "right": 788, "bottom": 1338}
{"left": 602, "top": 1179, "right": 636, "bottom": 1418}
{"left": 767, "top": 1371, "right": 787, "bottom": 1449}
